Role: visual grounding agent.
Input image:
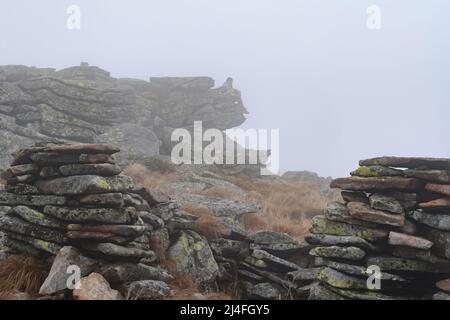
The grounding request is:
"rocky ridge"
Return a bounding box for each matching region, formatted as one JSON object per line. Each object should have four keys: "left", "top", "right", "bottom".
{"left": 0, "top": 64, "right": 247, "bottom": 169}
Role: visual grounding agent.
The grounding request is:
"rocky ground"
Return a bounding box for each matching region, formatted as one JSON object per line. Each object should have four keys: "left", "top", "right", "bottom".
{"left": 0, "top": 143, "right": 338, "bottom": 300}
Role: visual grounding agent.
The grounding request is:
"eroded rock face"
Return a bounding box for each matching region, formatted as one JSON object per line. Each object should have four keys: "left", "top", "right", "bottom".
{"left": 0, "top": 64, "right": 248, "bottom": 170}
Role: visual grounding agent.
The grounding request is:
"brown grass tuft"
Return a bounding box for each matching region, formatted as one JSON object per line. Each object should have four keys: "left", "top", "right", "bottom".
{"left": 0, "top": 254, "right": 49, "bottom": 297}
{"left": 123, "top": 163, "right": 176, "bottom": 189}
{"left": 181, "top": 203, "right": 228, "bottom": 240}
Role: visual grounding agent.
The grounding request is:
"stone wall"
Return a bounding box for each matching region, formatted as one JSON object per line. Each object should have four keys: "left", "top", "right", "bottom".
{"left": 0, "top": 64, "right": 247, "bottom": 169}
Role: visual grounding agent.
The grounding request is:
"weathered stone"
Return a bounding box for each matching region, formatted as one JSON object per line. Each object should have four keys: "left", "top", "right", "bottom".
{"left": 246, "top": 282, "right": 282, "bottom": 300}
{"left": 122, "top": 280, "right": 172, "bottom": 299}
{"left": 42, "top": 143, "right": 120, "bottom": 155}
{"left": 79, "top": 153, "right": 116, "bottom": 164}
{"left": 44, "top": 206, "right": 135, "bottom": 224}
{"left": 252, "top": 249, "right": 300, "bottom": 272}
{"left": 388, "top": 231, "right": 433, "bottom": 250}
{"left": 308, "top": 283, "right": 347, "bottom": 300}
{"left": 252, "top": 230, "right": 296, "bottom": 245}
{"left": 9, "top": 205, "right": 67, "bottom": 229}
{"left": 419, "top": 198, "right": 450, "bottom": 211}
{"left": 313, "top": 258, "right": 407, "bottom": 282}
{"left": 1, "top": 163, "right": 39, "bottom": 179}
{"left": 287, "top": 268, "right": 321, "bottom": 283}
{"left": 39, "top": 166, "right": 61, "bottom": 178}
{"left": 7, "top": 174, "right": 36, "bottom": 184}
{"left": 390, "top": 246, "right": 450, "bottom": 267}
{"left": 325, "top": 286, "right": 407, "bottom": 300}
{"left": 305, "top": 234, "right": 381, "bottom": 252}
{"left": 0, "top": 215, "right": 67, "bottom": 244}
{"left": 30, "top": 153, "right": 86, "bottom": 165}
{"left": 211, "top": 238, "right": 249, "bottom": 258}
{"left": 69, "top": 193, "right": 124, "bottom": 208}
{"left": 81, "top": 242, "right": 155, "bottom": 260}
{"left": 6, "top": 232, "right": 62, "bottom": 254}
{"left": 359, "top": 156, "right": 450, "bottom": 169}
{"left": 310, "top": 216, "right": 388, "bottom": 242}
{"left": 67, "top": 223, "right": 146, "bottom": 238}
{"left": 350, "top": 165, "right": 403, "bottom": 177}
{"left": 137, "top": 211, "right": 164, "bottom": 229}
{"left": 331, "top": 176, "right": 423, "bottom": 191}
{"left": 131, "top": 187, "right": 170, "bottom": 207}
{"left": 309, "top": 246, "right": 366, "bottom": 261}
{"left": 58, "top": 163, "right": 122, "bottom": 177}
{"left": 317, "top": 267, "right": 377, "bottom": 290}
{"left": 73, "top": 273, "right": 123, "bottom": 300}
{"left": 99, "top": 263, "right": 173, "bottom": 284}
{"left": 421, "top": 226, "right": 450, "bottom": 259}
{"left": 407, "top": 210, "right": 450, "bottom": 231}
{"left": 366, "top": 256, "right": 448, "bottom": 273}
{"left": 341, "top": 191, "right": 369, "bottom": 204}
{"left": 167, "top": 230, "right": 219, "bottom": 286}
{"left": 0, "top": 191, "right": 66, "bottom": 206}
{"left": 436, "top": 279, "right": 450, "bottom": 293}
{"left": 250, "top": 242, "right": 309, "bottom": 257}
{"left": 433, "top": 292, "right": 450, "bottom": 300}
{"left": 324, "top": 202, "right": 378, "bottom": 228}
{"left": 404, "top": 169, "right": 450, "bottom": 184}
{"left": 425, "top": 183, "right": 450, "bottom": 196}
{"left": 5, "top": 183, "right": 39, "bottom": 195}
{"left": 347, "top": 202, "right": 405, "bottom": 227}
{"left": 39, "top": 246, "right": 97, "bottom": 295}
{"left": 3, "top": 237, "right": 42, "bottom": 256}
{"left": 369, "top": 193, "right": 404, "bottom": 214}
{"left": 36, "top": 175, "right": 133, "bottom": 195}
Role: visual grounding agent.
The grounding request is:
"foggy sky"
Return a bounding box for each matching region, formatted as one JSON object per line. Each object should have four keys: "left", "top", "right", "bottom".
{"left": 1, "top": 0, "right": 449, "bottom": 177}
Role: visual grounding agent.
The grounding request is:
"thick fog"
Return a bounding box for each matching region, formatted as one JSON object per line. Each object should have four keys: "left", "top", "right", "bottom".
{"left": 0, "top": 0, "right": 449, "bottom": 177}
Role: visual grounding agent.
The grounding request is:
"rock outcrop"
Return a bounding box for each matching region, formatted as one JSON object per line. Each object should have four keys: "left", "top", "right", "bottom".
{"left": 307, "top": 157, "right": 450, "bottom": 300}
{"left": 0, "top": 64, "right": 248, "bottom": 169}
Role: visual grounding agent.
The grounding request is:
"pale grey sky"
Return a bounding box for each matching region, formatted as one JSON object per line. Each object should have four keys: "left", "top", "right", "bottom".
{"left": 0, "top": 0, "right": 449, "bottom": 177}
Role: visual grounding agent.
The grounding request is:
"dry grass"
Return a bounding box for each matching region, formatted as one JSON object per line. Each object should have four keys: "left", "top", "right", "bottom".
{"left": 0, "top": 254, "right": 49, "bottom": 298}
{"left": 223, "top": 176, "right": 339, "bottom": 240}
{"left": 181, "top": 203, "right": 229, "bottom": 240}
{"left": 123, "top": 163, "right": 176, "bottom": 189}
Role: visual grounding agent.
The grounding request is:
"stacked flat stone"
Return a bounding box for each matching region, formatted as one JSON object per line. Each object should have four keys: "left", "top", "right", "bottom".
{"left": 0, "top": 143, "right": 157, "bottom": 260}
{"left": 307, "top": 156, "right": 450, "bottom": 300}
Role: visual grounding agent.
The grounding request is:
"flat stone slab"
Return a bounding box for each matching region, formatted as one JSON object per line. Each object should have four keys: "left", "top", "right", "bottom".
{"left": 388, "top": 231, "right": 433, "bottom": 250}
{"left": 0, "top": 215, "right": 67, "bottom": 244}
{"left": 1, "top": 163, "right": 39, "bottom": 179}
{"left": 360, "top": 156, "right": 450, "bottom": 169}
{"left": 347, "top": 202, "right": 405, "bottom": 227}
{"left": 331, "top": 177, "right": 423, "bottom": 191}
{"left": 369, "top": 194, "right": 404, "bottom": 214}
{"left": 404, "top": 169, "right": 450, "bottom": 184}
{"left": 67, "top": 223, "right": 146, "bottom": 238}
{"left": 408, "top": 210, "right": 450, "bottom": 231}
{"left": 425, "top": 183, "right": 450, "bottom": 197}
{"left": 341, "top": 191, "right": 369, "bottom": 204}
{"left": 5, "top": 183, "right": 39, "bottom": 195}
{"left": 12, "top": 143, "right": 120, "bottom": 165}
{"left": 68, "top": 193, "right": 124, "bottom": 208}
{"left": 419, "top": 198, "right": 450, "bottom": 211}
{"left": 324, "top": 202, "right": 378, "bottom": 228}
{"left": 44, "top": 205, "right": 135, "bottom": 224}
{"left": 9, "top": 205, "right": 67, "bottom": 229}
{"left": 436, "top": 279, "right": 450, "bottom": 293}
{"left": 310, "top": 216, "right": 388, "bottom": 242}
{"left": 350, "top": 165, "right": 403, "bottom": 177}
{"left": 252, "top": 249, "right": 301, "bottom": 272}
{"left": 313, "top": 258, "right": 407, "bottom": 282}
{"left": 421, "top": 226, "right": 450, "bottom": 259}
{"left": 123, "top": 280, "right": 172, "bottom": 300}
{"left": 58, "top": 163, "right": 122, "bottom": 177}
{"left": 99, "top": 263, "right": 173, "bottom": 284}
{"left": 81, "top": 242, "right": 155, "bottom": 260}
{"left": 36, "top": 175, "right": 133, "bottom": 195}
{"left": 309, "top": 246, "right": 366, "bottom": 261}
{"left": 6, "top": 232, "right": 62, "bottom": 255}
{"left": 0, "top": 191, "right": 66, "bottom": 206}
{"left": 367, "top": 256, "right": 448, "bottom": 273}
{"left": 305, "top": 234, "right": 381, "bottom": 252}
